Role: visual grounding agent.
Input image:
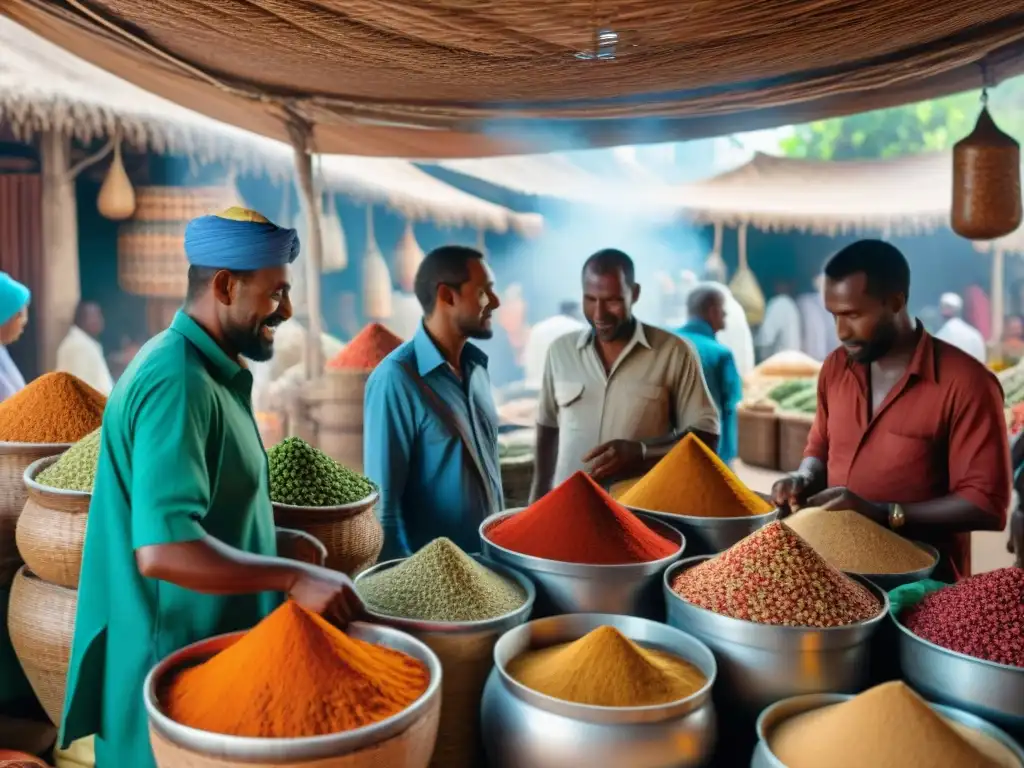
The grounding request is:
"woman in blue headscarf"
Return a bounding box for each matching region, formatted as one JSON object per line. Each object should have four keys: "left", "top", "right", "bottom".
{"left": 0, "top": 273, "right": 30, "bottom": 402}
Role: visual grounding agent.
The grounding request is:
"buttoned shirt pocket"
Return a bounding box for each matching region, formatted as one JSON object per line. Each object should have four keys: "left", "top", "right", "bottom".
{"left": 555, "top": 380, "right": 586, "bottom": 430}
{"left": 624, "top": 382, "right": 671, "bottom": 439}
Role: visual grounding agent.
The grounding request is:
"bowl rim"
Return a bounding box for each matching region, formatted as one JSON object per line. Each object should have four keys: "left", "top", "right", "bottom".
{"left": 354, "top": 553, "right": 536, "bottom": 631}
{"left": 23, "top": 454, "right": 93, "bottom": 499}
{"left": 478, "top": 508, "right": 685, "bottom": 574}
{"left": 663, "top": 554, "right": 890, "bottom": 634}
{"left": 892, "top": 605, "right": 1024, "bottom": 675}
{"left": 624, "top": 503, "right": 780, "bottom": 526}
{"left": 0, "top": 440, "right": 74, "bottom": 453}
{"left": 143, "top": 620, "right": 441, "bottom": 760}
{"left": 492, "top": 612, "right": 717, "bottom": 723}
{"left": 839, "top": 539, "right": 940, "bottom": 577}
{"left": 271, "top": 488, "right": 379, "bottom": 513}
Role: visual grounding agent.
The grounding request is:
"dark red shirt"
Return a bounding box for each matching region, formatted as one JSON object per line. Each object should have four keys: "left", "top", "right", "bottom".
{"left": 805, "top": 329, "right": 1010, "bottom": 579}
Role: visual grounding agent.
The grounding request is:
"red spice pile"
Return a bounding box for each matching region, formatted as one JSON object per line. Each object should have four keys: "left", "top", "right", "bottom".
{"left": 672, "top": 522, "right": 881, "bottom": 627}
{"left": 903, "top": 567, "right": 1024, "bottom": 667}
{"left": 485, "top": 471, "right": 678, "bottom": 564}
{"left": 326, "top": 323, "right": 403, "bottom": 371}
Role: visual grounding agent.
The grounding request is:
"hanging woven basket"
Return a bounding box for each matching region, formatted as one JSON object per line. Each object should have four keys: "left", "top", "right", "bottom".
{"left": 728, "top": 225, "right": 766, "bottom": 326}
{"left": 320, "top": 193, "right": 349, "bottom": 273}
{"left": 96, "top": 138, "right": 136, "bottom": 221}
{"left": 396, "top": 221, "right": 424, "bottom": 293}
{"left": 362, "top": 207, "right": 393, "bottom": 320}
{"left": 952, "top": 105, "right": 1022, "bottom": 241}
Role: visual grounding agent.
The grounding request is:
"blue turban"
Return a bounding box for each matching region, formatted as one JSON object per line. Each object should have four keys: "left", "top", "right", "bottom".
{"left": 184, "top": 206, "right": 300, "bottom": 270}
{"left": 0, "top": 273, "right": 30, "bottom": 326}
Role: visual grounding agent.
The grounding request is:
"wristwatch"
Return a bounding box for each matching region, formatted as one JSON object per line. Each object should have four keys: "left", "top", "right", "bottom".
{"left": 639, "top": 442, "right": 649, "bottom": 460}
{"left": 888, "top": 503, "right": 906, "bottom": 530}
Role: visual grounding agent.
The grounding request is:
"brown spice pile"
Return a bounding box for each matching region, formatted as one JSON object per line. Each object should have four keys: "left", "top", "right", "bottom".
{"left": 769, "top": 681, "right": 1005, "bottom": 768}
{"left": 0, "top": 373, "right": 105, "bottom": 443}
{"left": 671, "top": 521, "right": 880, "bottom": 627}
{"left": 784, "top": 508, "right": 935, "bottom": 574}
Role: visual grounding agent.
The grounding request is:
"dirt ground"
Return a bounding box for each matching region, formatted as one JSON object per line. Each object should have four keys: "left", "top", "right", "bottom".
{"left": 733, "top": 461, "right": 1015, "bottom": 575}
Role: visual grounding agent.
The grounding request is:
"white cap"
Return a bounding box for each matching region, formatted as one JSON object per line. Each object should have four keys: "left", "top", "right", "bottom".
{"left": 940, "top": 293, "right": 963, "bottom": 312}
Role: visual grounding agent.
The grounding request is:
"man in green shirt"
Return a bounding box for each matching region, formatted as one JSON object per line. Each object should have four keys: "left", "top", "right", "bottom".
{"left": 59, "top": 208, "right": 362, "bottom": 768}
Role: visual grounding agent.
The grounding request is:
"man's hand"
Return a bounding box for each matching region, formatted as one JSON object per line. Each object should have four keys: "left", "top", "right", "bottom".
{"left": 288, "top": 568, "right": 364, "bottom": 627}
{"left": 770, "top": 471, "right": 813, "bottom": 513}
{"left": 583, "top": 440, "right": 644, "bottom": 483}
{"left": 805, "top": 487, "right": 889, "bottom": 525}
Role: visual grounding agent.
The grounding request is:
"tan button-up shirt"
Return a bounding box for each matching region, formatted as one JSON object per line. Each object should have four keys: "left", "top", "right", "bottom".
{"left": 537, "top": 321, "right": 720, "bottom": 485}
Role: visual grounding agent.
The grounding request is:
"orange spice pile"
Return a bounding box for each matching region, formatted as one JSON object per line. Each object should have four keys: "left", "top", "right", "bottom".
{"left": 0, "top": 373, "right": 105, "bottom": 443}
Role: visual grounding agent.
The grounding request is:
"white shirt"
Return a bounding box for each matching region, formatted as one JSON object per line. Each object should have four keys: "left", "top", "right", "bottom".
{"left": 700, "top": 282, "right": 756, "bottom": 379}
{"left": 55, "top": 325, "right": 114, "bottom": 395}
{"left": 523, "top": 314, "right": 586, "bottom": 388}
{"left": 758, "top": 295, "right": 803, "bottom": 359}
{"left": 936, "top": 317, "right": 987, "bottom": 363}
{"left": 248, "top": 321, "right": 346, "bottom": 412}
{"left": 797, "top": 291, "right": 839, "bottom": 362}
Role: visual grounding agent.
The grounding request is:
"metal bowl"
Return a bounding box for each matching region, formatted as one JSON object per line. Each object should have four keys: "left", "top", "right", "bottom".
{"left": 479, "top": 508, "right": 685, "bottom": 619}
{"left": 750, "top": 692, "right": 1024, "bottom": 768}
{"left": 849, "top": 540, "right": 939, "bottom": 592}
{"left": 144, "top": 621, "right": 442, "bottom": 762}
{"left": 481, "top": 613, "right": 717, "bottom": 768}
{"left": 626, "top": 504, "right": 779, "bottom": 555}
{"left": 893, "top": 610, "right": 1024, "bottom": 739}
{"left": 664, "top": 555, "right": 889, "bottom": 721}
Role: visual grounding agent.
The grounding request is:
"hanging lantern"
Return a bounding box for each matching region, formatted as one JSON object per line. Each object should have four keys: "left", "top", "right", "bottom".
{"left": 395, "top": 221, "right": 424, "bottom": 293}
{"left": 728, "top": 224, "right": 766, "bottom": 326}
{"left": 952, "top": 90, "right": 1022, "bottom": 241}
{"left": 362, "top": 206, "right": 392, "bottom": 320}
{"left": 97, "top": 134, "right": 136, "bottom": 221}
{"left": 319, "top": 193, "right": 348, "bottom": 273}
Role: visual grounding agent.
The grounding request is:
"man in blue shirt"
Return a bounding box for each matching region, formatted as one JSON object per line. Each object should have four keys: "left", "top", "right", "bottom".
{"left": 364, "top": 245, "right": 504, "bottom": 559}
{"left": 678, "top": 284, "right": 742, "bottom": 464}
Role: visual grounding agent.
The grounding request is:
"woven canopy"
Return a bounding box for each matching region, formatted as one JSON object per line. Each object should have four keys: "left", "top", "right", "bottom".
{"left": 4, "top": 1, "right": 1024, "bottom": 157}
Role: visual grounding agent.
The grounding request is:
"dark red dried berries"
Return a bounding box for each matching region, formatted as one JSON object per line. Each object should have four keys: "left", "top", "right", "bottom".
{"left": 903, "top": 567, "right": 1024, "bottom": 668}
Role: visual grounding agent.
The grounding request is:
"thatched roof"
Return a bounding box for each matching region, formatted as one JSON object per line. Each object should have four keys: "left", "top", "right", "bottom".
{"left": 4, "top": 1, "right": 1024, "bottom": 157}
{"left": 0, "top": 16, "right": 531, "bottom": 232}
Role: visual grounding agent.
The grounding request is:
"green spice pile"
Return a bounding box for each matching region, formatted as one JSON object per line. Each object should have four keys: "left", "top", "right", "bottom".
{"left": 358, "top": 538, "right": 526, "bottom": 622}
{"left": 36, "top": 428, "right": 102, "bottom": 492}
{"left": 672, "top": 521, "right": 881, "bottom": 628}
{"left": 267, "top": 437, "right": 375, "bottom": 507}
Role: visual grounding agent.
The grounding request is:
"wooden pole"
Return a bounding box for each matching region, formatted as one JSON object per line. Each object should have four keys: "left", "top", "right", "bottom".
{"left": 285, "top": 119, "right": 324, "bottom": 381}
{"left": 992, "top": 247, "right": 1006, "bottom": 347}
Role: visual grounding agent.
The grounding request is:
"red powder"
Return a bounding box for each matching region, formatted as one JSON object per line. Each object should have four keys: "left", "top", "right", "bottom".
{"left": 486, "top": 471, "right": 678, "bottom": 564}
{"left": 327, "top": 323, "right": 403, "bottom": 371}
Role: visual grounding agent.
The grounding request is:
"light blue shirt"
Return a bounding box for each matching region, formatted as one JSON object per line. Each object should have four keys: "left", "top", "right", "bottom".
{"left": 363, "top": 324, "right": 503, "bottom": 560}
{"left": 0, "top": 346, "right": 25, "bottom": 402}
{"left": 678, "top": 319, "right": 742, "bottom": 464}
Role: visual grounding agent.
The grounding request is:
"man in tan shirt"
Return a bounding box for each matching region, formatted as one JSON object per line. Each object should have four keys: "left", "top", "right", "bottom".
{"left": 530, "top": 249, "right": 720, "bottom": 501}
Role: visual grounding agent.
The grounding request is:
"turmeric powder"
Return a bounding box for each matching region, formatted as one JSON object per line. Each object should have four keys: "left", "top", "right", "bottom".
{"left": 506, "top": 626, "right": 706, "bottom": 707}
{"left": 620, "top": 434, "right": 772, "bottom": 518}
{"left": 163, "top": 601, "right": 429, "bottom": 738}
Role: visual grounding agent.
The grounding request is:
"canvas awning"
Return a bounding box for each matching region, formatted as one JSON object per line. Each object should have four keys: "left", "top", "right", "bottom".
{"left": 4, "top": 1, "right": 1024, "bottom": 157}
{"left": 0, "top": 15, "right": 532, "bottom": 232}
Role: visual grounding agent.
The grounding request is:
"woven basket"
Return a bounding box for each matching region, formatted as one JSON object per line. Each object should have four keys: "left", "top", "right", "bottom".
{"left": 499, "top": 454, "right": 533, "bottom": 509}
{"left": 8, "top": 567, "right": 77, "bottom": 726}
{"left": 303, "top": 372, "right": 370, "bottom": 473}
{"left": 16, "top": 456, "right": 90, "bottom": 590}
{"left": 737, "top": 408, "right": 780, "bottom": 470}
{"left": 132, "top": 186, "right": 235, "bottom": 224}
{"left": 272, "top": 492, "right": 383, "bottom": 577}
{"left": 0, "top": 443, "right": 72, "bottom": 588}
{"left": 778, "top": 413, "right": 815, "bottom": 472}
{"left": 118, "top": 222, "right": 189, "bottom": 299}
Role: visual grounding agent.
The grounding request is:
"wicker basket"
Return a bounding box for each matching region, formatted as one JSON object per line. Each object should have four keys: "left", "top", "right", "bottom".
{"left": 272, "top": 492, "right": 383, "bottom": 577}
{"left": 302, "top": 372, "right": 370, "bottom": 473}
{"left": 8, "top": 566, "right": 77, "bottom": 726}
{"left": 737, "top": 408, "right": 780, "bottom": 470}
{"left": 0, "top": 443, "right": 72, "bottom": 588}
{"left": 132, "top": 186, "right": 235, "bottom": 224}
{"left": 778, "top": 413, "right": 815, "bottom": 472}
{"left": 499, "top": 454, "right": 533, "bottom": 509}
{"left": 16, "top": 456, "right": 90, "bottom": 590}
{"left": 118, "top": 222, "right": 189, "bottom": 299}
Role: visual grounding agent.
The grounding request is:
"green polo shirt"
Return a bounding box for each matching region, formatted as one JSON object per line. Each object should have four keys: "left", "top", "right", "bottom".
{"left": 59, "top": 312, "right": 280, "bottom": 768}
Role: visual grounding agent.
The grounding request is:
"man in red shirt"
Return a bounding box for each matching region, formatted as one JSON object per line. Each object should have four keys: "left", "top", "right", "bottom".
{"left": 772, "top": 240, "right": 1009, "bottom": 581}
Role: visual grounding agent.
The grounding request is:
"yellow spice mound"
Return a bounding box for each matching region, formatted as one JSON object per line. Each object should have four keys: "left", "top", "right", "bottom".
{"left": 770, "top": 681, "right": 1003, "bottom": 768}
{"left": 506, "top": 626, "right": 706, "bottom": 707}
{"left": 620, "top": 434, "right": 772, "bottom": 518}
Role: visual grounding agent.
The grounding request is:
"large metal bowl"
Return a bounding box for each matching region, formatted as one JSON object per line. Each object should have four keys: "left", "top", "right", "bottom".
{"left": 481, "top": 613, "right": 717, "bottom": 768}
{"left": 664, "top": 555, "right": 889, "bottom": 722}
{"left": 893, "top": 610, "right": 1024, "bottom": 739}
{"left": 750, "top": 692, "right": 1024, "bottom": 768}
{"left": 626, "top": 504, "right": 780, "bottom": 556}
{"left": 845, "top": 540, "right": 940, "bottom": 592}
{"left": 144, "top": 621, "right": 442, "bottom": 762}
{"left": 479, "top": 508, "right": 685, "bottom": 619}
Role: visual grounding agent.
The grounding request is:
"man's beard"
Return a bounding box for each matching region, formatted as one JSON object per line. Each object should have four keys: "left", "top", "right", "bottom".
{"left": 458, "top": 315, "right": 493, "bottom": 340}
{"left": 844, "top": 321, "right": 897, "bottom": 364}
{"left": 589, "top": 316, "right": 633, "bottom": 342}
{"left": 228, "top": 316, "right": 283, "bottom": 362}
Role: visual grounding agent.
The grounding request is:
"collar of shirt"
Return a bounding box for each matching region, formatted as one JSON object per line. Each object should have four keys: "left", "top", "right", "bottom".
{"left": 413, "top": 322, "right": 489, "bottom": 377}
{"left": 681, "top": 319, "right": 715, "bottom": 339}
{"left": 844, "top": 320, "right": 939, "bottom": 385}
{"left": 576, "top": 319, "right": 652, "bottom": 351}
{"left": 170, "top": 311, "right": 252, "bottom": 389}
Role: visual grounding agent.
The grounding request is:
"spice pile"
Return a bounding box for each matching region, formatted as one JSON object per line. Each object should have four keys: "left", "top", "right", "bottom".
{"left": 486, "top": 471, "right": 678, "bottom": 565}
{"left": 36, "top": 428, "right": 102, "bottom": 492}
{"left": 903, "top": 567, "right": 1024, "bottom": 668}
{"left": 163, "top": 601, "right": 429, "bottom": 738}
{"left": 619, "top": 434, "right": 772, "bottom": 518}
{"left": 672, "top": 522, "right": 880, "bottom": 627}
{"left": 326, "top": 323, "right": 403, "bottom": 371}
{"left": 0, "top": 373, "right": 105, "bottom": 444}
{"left": 769, "top": 681, "right": 1009, "bottom": 768}
{"left": 506, "top": 626, "right": 706, "bottom": 708}
{"left": 359, "top": 538, "right": 526, "bottom": 622}
{"left": 268, "top": 437, "right": 375, "bottom": 507}
{"left": 784, "top": 508, "right": 935, "bottom": 574}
